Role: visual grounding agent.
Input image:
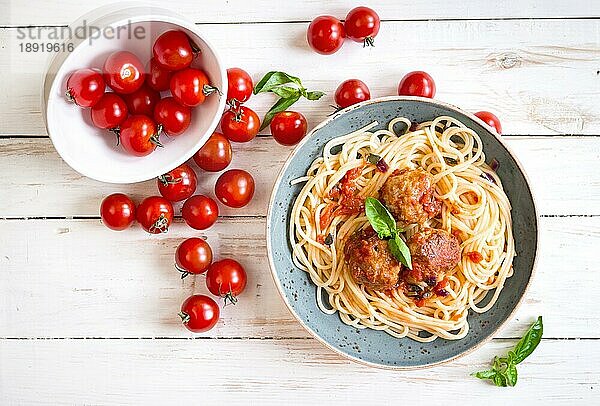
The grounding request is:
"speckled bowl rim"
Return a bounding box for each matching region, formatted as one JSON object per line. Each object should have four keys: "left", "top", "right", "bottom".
{"left": 266, "top": 96, "right": 539, "bottom": 370}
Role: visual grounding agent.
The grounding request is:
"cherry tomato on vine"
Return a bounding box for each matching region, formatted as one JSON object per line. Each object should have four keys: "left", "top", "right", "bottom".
{"left": 146, "top": 58, "right": 173, "bottom": 92}
{"left": 193, "top": 132, "right": 232, "bottom": 172}
{"left": 474, "top": 111, "right": 502, "bottom": 134}
{"left": 344, "top": 6, "right": 380, "bottom": 46}
{"left": 118, "top": 115, "right": 161, "bottom": 157}
{"left": 136, "top": 196, "right": 174, "bottom": 234}
{"left": 66, "top": 68, "right": 105, "bottom": 107}
{"left": 215, "top": 169, "right": 255, "bottom": 208}
{"left": 122, "top": 85, "right": 160, "bottom": 117}
{"left": 170, "top": 68, "right": 219, "bottom": 107}
{"left": 153, "top": 97, "right": 192, "bottom": 136}
{"left": 226, "top": 67, "right": 253, "bottom": 105}
{"left": 90, "top": 93, "right": 128, "bottom": 130}
{"left": 307, "top": 15, "right": 345, "bottom": 55}
{"left": 179, "top": 295, "right": 220, "bottom": 333}
{"left": 100, "top": 193, "right": 136, "bottom": 231}
{"left": 103, "top": 51, "right": 145, "bottom": 94}
{"left": 206, "top": 259, "right": 247, "bottom": 305}
{"left": 157, "top": 163, "right": 197, "bottom": 202}
{"left": 270, "top": 111, "right": 307, "bottom": 146}
{"left": 220, "top": 107, "right": 260, "bottom": 143}
{"left": 334, "top": 79, "right": 371, "bottom": 109}
{"left": 398, "top": 71, "right": 436, "bottom": 98}
{"left": 175, "top": 237, "right": 212, "bottom": 278}
{"left": 152, "top": 30, "right": 194, "bottom": 71}
{"left": 181, "top": 195, "right": 219, "bottom": 230}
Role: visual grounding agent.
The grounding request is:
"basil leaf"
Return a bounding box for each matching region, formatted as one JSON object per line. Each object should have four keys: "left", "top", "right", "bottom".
{"left": 388, "top": 235, "right": 412, "bottom": 269}
{"left": 505, "top": 363, "right": 518, "bottom": 387}
{"left": 364, "top": 197, "right": 396, "bottom": 238}
{"left": 512, "top": 316, "right": 543, "bottom": 364}
{"left": 269, "top": 85, "right": 302, "bottom": 100}
{"left": 493, "top": 372, "right": 508, "bottom": 387}
{"left": 472, "top": 370, "right": 497, "bottom": 380}
{"left": 306, "top": 90, "right": 325, "bottom": 100}
{"left": 253, "top": 71, "right": 303, "bottom": 94}
{"left": 260, "top": 94, "right": 301, "bottom": 131}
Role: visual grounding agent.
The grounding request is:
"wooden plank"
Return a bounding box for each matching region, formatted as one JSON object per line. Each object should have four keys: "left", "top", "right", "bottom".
{"left": 2, "top": 18, "right": 600, "bottom": 136}
{"left": 3, "top": 0, "right": 600, "bottom": 26}
{"left": 0, "top": 216, "right": 596, "bottom": 339}
{"left": 1, "top": 137, "right": 599, "bottom": 218}
{"left": 0, "top": 338, "right": 597, "bottom": 404}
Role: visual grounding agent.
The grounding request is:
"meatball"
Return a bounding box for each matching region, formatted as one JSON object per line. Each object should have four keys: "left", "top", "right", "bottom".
{"left": 344, "top": 228, "right": 402, "bottom": 291}
{"left": 405, "top": 228, "right": 461, "bottom": 286}
{"left": 380, "top": 168, "right": 441, "bottom": 227}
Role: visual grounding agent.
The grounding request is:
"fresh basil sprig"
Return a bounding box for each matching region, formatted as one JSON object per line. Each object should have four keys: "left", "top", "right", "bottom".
{"left": 472, "top": 316, "right": 543, "bottom": 387}
{"left": 364, "top": 197, "right": 412, "bottom": 269}
{"left": 254, "top": 71, "right": 325, "bottom": 131}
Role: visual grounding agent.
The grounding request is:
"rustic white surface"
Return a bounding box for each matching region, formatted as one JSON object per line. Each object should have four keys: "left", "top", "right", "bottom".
{"left": 1, "top": 1, "right": 599, "bottom": 404}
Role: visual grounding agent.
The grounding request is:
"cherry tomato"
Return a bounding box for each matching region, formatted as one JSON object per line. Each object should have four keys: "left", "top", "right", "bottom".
{"left": 206, "top": 259, "right": 247, "bottom": 305}
{"left": 215, "top": 169, "right": 255, "bottom": 208}
{"left": 181, "top": 195, "right": 219, "bottom": 230}
{"left": 307, "top": 15, "right": 345, "bottom": 55}
{"left": 152, "top": 30, "right": 194, "bottom": 71}
{"left": 66, "top": 68, "right": 105, "bottom": 107}
{"left": 220, "top": 107, "right": 260, "bottom": 143}
{"left": 193, "top": 132, "right": 232, "bottom": 172}
{"left": 344, "top": 6, "right": 380, "bottom": 46}
{"left": 90, "top": 93, "right": 128, "bottom": 130}
{"left": 100, "top": 193, "right": 135, "bottom": 231}
{"left": 136, "top": 196, "right": 174, "bottom": 234}
{"left": 398, "top": 71, "right": 436, "bottom": 98}
{"left": 157, "top": 163, "right": 197, "bottom": 202}
{"left": 334, "top": 79, "right": 371, "bottom": 108}
{"left": 119, "top": 115, "right": 161, "bottom": 157}
{"left": 179, "top": 295, "right": 220, "bottom": 333}
{"left": 270, "top": 111, "right": 307, "bottom": 146}
{"left": 122, "top": 85, "right": 160, "bottom": 117}
{"left": 170, "top": 68, "right": 218, "bottom": 107}
{"left": 153, "top": 97, "right": 192, "bottom": 136}
{"left": 175, "top": 237, "right": 212, "bottom": 278}
{"left": 103, "top": 51, "right": 145, "bottom": 94}
{"left": 146, "top": 58, "right": 173, "bottom": 92}
{"left": 474, "top": 111, "right": 502, "bottom": 134}
{"left": 226, "top": 67, "right": 253, "bottom": 105}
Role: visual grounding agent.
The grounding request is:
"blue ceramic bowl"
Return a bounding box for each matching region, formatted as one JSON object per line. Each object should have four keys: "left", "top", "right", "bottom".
{"left": 266, "top": 96, "right": 538, "bottom": 369}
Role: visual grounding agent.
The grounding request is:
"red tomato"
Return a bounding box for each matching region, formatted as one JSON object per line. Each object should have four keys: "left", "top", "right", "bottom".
{"left": 193, "top": 132, "right": 232, "bottom": 172}
{"left": 181, "top": 195, "right": 219, "bottom": 230}
{"left": 307, "top": 16, "right": 345, "bottom": 55}
{"left": 146, "top": 58, "right": 173, "bottom": 92}
{"left": 90, "top": 93, "right": 128, "bottom": 130}
{"left": 179, "top": 295, "right": 220, "bottom": 333}
{"left": 270, "top": 111, "right": 307, "bottom": 146}
{"left": 175, "top": 237, "right": 212, "bottom": 278}
{"left": 170, "top": 68, "right": 218, "bottom": 107}
{"left": 153, "top": 97, "right": 192, "bottom": 136}
{"left": 215, "top": 169, "right": 255, "bottom": 208}
{"left": 474, "top": 111, "right": 502, "bottom": 134}
{"left": 344, "top": 6, "right": 380, "bottom": 46}
{"left": 136, "top": 196, "right": 174, "bottom": 234}
{"left": 398, "top": 71, "right": 436, "bottom": 98}
{"left": 103, "top": 51, "right": 145, "bottom": 94}
{"left": 157, "top": 163, "right": 197, "bottom": 202}
{"left": 122, "top": 85, "right": 160, "bottom": 116}
{"left": 119, "top": 115, "right": 161, "bottom": 157}
{"left": 100, "top": 193, "right": 135, "bottom": 231}
{"left": 220, "top": 107, "right": 260, "bottom": 143}
{"left": 206, "top": 259, "right": 247, "bottom": 305}
{"left": 226, "top": 67, "right": 253, "bottom": 105}
{"left": 152, "top": 30, "right": 194, "bottom": 71}
{"left": 66, "top": 68, "right": 105, "bottom": 107}
{"left": 334, "top": 79, "right": 371, "bottom": 108}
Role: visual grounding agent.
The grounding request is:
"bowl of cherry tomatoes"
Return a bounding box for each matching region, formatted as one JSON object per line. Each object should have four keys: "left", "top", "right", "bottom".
{"left": 42, "top": 5, "right": 227, "bottom": 184}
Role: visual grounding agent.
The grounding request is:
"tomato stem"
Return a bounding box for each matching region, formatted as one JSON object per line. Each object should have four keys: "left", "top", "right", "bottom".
{"left": 202, "top": 84, "right": 222, "bottom": 97}
{"left": 175, "top": 264, "right": 191, "bottom": 279}
{"left": 65, "top": 89, "right": 75, "bottom": 103}
{"left": 109, "top": 128, "right": 121, "bottom": 146}
{"left": 363, "top": 36, "right": 375, "bottom": 47}
{"left": 149, "top": 213, "right": 169, "bottom": 233}
{"left": 178, "top": 311, "right": 191, "bottom": 324}
{"left": 150, "top": 133, "right": 164, "bottom": 148}
{"left": 223, "top": 292, "right": 238, "bottom": 307}
{"left": 158, "top": 174, "right": 183, "bottom": 186}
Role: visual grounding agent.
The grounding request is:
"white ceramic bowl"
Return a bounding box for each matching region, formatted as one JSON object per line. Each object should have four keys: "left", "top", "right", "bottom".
{"left": 42, "top": 5, "right": 227, "bottom": 184}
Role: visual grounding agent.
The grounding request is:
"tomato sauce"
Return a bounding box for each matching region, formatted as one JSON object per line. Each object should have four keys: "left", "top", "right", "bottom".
{"left": 467, "top": 251, "right": 484, "bottom": 263}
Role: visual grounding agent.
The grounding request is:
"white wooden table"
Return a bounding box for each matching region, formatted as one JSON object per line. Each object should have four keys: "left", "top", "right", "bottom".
{"left": 1, "top": 1, "right": 599, "bottom": 403}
